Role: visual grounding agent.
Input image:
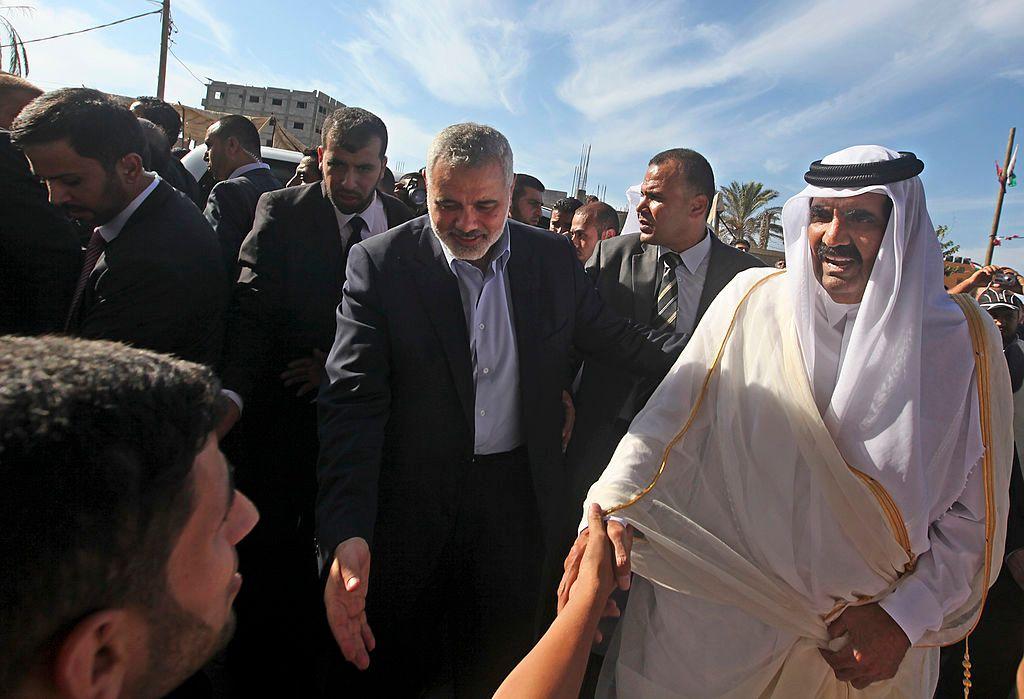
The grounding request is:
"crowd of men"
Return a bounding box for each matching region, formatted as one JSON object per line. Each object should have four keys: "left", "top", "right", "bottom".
{"left": 1, "top": 72, "right": 1023, "bottom": 699}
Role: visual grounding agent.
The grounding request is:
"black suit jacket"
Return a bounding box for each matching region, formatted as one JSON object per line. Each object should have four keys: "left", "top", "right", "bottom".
{"left": 203, "top": 166, "right": 283, "bottom": 283}
{"left": 316, "top": 219, "right": 687, "bottom": 574}
{"left": 71, "top": 179, "right": 226, "bottom": 365}
{"left": 221, "top": 183, "right": 413, "bottom": 405}
{"left": 157, "top": 156, "right": 205, "bottom": 209}
{"left": 566, "top": 232, "right": 765, "bottom": 498}
{"left": 0, "top": 131, "right": 81, "bottom": 335}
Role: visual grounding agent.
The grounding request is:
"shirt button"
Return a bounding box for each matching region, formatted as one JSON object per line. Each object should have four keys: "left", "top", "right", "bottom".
{"left": 479, "top": 323, "right": 485, "bottom": 330}
{"left": 482, "top": 367, "right": 490, "bottom": 374}
{"left": 479, "top": 409, "right": 487, "bottom": 417}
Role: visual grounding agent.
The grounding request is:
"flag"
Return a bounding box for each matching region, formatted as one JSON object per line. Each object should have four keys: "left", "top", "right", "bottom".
{"left": 997, "top": 161, "right": 1005, "bottom": 182}
{"left": 1009, "top": 145, "right": 1019, "bottom": 188}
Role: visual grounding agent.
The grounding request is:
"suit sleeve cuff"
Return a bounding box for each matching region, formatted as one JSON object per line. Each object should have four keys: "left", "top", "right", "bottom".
{"left": 878, "top": 577, "right": 944, "bottom": 645}
{"left": 221, "top": 389, "right": 244, "bottom": 413}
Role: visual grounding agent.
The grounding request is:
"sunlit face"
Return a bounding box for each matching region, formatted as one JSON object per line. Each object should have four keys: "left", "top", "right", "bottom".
{"left": 295, "top": 155, "right": 321, "bottom": 185}
{"left": 150, "top": 434, "right": 258, "bottom": 695}
{"left": 636, "top": 160, "right": 707, "bottom": 249}
{"left": 22, "top": 139, "right": 134, "bottom": 225}
{"left": 511, "top": 186, "right": 543, "bottom": 226}
{"left": 568, "top": 209, "right": 613, "bottom": 264}
{"left": 203, "top": 123, "right": 233, "bottom": 182}
{"left": 807, "top": 192, "right": 892, "bottom": 304}
{"left": 428, "top": 159, "right": 511, "bottom": 263}
{"left": 319, "top": 136, "right": 386, "bottom": 214}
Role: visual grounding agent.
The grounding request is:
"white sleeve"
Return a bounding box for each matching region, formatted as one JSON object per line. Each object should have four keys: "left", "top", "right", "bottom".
{"left": 879, "top": 457, "right": 986, "bottom": 644}
{"left": 222, "top": 388, "right": 244, "bottom": 413}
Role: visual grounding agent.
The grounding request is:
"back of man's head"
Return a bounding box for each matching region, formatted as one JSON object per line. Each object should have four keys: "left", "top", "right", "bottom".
{"left": 212, "top": 114, "right": 262, "bottom": 159}
{"left": 576, "top": 200, "right": 620, "bottom": 235}
{"left": 12, "top": 88, "right": 146, "bottom": 172}
{"left": 649, "top": 148, "right": 716, "bottom": 212}
{"left": 0, "top": 73, "right": 41, "bottom": 130}
{"left": 322, "top": 106, "right": 387, "bottom": 159}
{"left": 0, "top": 336, "right": 221, "bottom": 697}
{"left": 131, "top": 96, "right": 182, "bottom": 145}
{"left": 137, "top": 117, "right": 170, "bottom": 172}
{"left": 552, "top": 196, "right": 584, "bottom": 217}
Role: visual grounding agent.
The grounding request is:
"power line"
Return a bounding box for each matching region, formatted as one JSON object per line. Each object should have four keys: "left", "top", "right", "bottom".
{"left": 168, "top": 47, "right": 207, "bottom": 87}
{"left": 0, "top": 10, "right": 161, "bottom": 49}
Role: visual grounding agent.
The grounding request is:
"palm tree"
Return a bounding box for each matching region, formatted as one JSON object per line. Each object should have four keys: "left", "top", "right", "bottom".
{"left": 718, "top": 181, "right": 779, "bottom": 246}
{"left": 0, "top": 4, "right": 29, "bottom": 76}
{"left": 755, "top": 206, "right": 783, "bottom": 249}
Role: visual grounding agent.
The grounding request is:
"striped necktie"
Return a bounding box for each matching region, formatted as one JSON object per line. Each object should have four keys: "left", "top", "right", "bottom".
{"left": 653, "top": 251, "right": 683, "bottom": 331}
{"left": 65, "top": 228, "right": 106, "bottom": 332}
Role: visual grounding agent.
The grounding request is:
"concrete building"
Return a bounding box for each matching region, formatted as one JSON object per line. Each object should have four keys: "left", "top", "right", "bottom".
{"left": 201, "top": 81, "right": 345, "bottom": 149}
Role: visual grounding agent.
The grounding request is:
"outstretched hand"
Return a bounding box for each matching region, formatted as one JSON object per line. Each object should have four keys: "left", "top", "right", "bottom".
{"left": 819, "top": 602, "right": 910, "bottom": 689}
{"left": 325, "top": 537, "right": 375, "bottom": 670}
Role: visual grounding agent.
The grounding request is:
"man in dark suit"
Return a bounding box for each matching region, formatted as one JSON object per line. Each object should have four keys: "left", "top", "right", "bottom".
{"left": 0, "top": 74, "right": 81, "bottom": 335}
{"left": 567, "top": 148, "right": 765, "bottom": 511}
{"left": 216, "top": 107, "right": 412, "bottom": 696}
{"left": 316, "top": 123, "right": 686, "bottom": 697}
{"left": 130, "top": 96, "right": 205, "bottom": 208}
{"left": 201, "top": 114, "right": 282, "bottom": 283}
{"left": 12, "top": 88, "right": 226, "bottom": 366}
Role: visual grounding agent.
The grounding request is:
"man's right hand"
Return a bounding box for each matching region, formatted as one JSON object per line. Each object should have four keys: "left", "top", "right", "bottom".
{"left": 557, "top": 516, "right": 633, "bottom": 615}
{"left": 325, "top": 537, "right": 375, "bottom": 670}
{"left": 968, "top": 265, "right": 999, "bottom": 289}
{"left": 215, "top": 400, "right": 240, "bottom": 440}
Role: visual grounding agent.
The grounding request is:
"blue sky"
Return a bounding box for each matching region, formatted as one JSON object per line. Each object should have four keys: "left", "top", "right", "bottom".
{"left": 15, "top": 0, "right": 1024, "bottom": 264}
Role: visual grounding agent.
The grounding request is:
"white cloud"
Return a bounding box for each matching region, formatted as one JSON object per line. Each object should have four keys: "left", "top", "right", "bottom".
{"left": 172, "top": 0, "right": 234, "bottom": 56}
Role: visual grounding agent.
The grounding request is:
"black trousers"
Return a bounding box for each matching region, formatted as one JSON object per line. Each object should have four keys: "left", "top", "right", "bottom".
{"left": 934, "top": 566, "right": 1024, "bottom": 698}
{"left": 317, "top": 447, "right": 546, "bottom": 697}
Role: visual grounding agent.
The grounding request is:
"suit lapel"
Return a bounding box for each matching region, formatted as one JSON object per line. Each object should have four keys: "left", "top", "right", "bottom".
{"left": 631, "top": 240, "right": 658, "bottom": 324}
{"left": 411, "top": 225, "right": 475, "bottom": 432}
{"left": 506, "top": 225, "right": 540, "bottom": 432}
{"left": 315, "top": 183, "right": 345, "bottom": 287}
{"left": 695, "top": 235, "right": 729, "bottom": 324}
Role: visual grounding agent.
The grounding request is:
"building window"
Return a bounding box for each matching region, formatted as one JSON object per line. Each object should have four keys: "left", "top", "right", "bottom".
{"left": 293, "top": 121, "right": 304, "bottom": 130}
{"left": 271, "top": 97, "right": 283, "bottom": 106}
{"left": 316, "top": 126, "right": 322, "bottom": 134}
{"left": 318, "top": 105, "right": 326, "bottom": 114}
{"left": 214, "top": 90, "right": 223, "bottom": 99}
{"left": 296, "top": 101, "right": 307, "bottom": 109}
{"left": 249, "top": 95, "right": 260, "bottom": 103}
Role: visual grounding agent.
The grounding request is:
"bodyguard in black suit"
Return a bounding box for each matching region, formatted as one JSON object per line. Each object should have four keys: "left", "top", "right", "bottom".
{"left": 11, "top": 88, "right": 225, "bottom": 366}
{"left": 317, "top": 124, "right": 686, "bottom": 697}
{"left": 201, "top": 115, "right": 282, "bottom": 282}
{"left": 217, "top": 107, "right": 411, "bottom": 697}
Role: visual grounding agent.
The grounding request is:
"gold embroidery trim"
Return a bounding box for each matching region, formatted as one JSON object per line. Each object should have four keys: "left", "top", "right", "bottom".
{"left": 603, "top": 271, "right": 785, "bottom": 516}
{"left": 948, "top": 293, "right": 997, "bottom": 642}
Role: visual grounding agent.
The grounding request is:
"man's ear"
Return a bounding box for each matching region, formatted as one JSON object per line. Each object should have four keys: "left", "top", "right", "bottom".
{"left": 601, "top": 228, "right": 616, "bottom": 241}
{"left": 316, "top": 145, "right": 324, "bottom": 165}
{"left": 53, "top": 609, "right": 134, "bottom": 699}
{"left": 119, "top": 153, "right": 146, "bottom": 185}
{"left": 690, "top": 193, "right": 709, "bottom": 220}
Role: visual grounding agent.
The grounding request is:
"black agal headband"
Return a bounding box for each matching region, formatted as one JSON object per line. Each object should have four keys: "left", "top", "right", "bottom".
{"left": 803, "top": 151, "right": 924, "bottom": 187}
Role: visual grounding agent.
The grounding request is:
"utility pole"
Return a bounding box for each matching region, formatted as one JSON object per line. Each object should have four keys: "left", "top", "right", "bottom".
{"left": 984, "top": 126, "right": 1016, "bottom": 265}
{"left": 156, "top": 0, "right": 171, "bottom": 100}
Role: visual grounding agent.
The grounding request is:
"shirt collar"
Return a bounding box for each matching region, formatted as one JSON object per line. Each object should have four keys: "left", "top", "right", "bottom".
{"left": 227, "top": 161, "right": 270, "bottom": 180}
{"left": 660, "top": 228, "right": 712, "bottom": 273}
{"left": 436, "top": 220, "right": 512, "bottom": 274}
{"left": 96, "top": 173, "right": 160, "bottom": 243}
{"left": 333, "top": 190, "right": 384, "bottom": 231}
{"left": 816, "top": 285, "right": 860, "bottom": 330}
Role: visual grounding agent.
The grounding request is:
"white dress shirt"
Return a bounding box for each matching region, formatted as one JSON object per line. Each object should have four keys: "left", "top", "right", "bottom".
{"left": 332, "top": 191, "right": 388, "bottom": 241}
{"left": 657, "top": 228, "right": 713, "bottom": 334}
{"left": 226, "top": 161, "right": 271, "bottom": 180}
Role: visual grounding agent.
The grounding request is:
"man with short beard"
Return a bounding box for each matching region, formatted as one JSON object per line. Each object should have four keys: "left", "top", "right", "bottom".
{"left": 216, "top": 106, "right": 412, "bottom": 696}
{"left": 0, "top": 335, "right": 258, "bottom": 699}
{"left": 316, "top": 123, "right": 687, "bottom": 697}
{"left": 12, "top": 88, "right": 226, "bottom": 365}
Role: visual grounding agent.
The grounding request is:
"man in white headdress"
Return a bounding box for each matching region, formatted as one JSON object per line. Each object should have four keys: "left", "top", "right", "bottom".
{"left": 558, "top": 145, "right": 1013, "bottom": 697}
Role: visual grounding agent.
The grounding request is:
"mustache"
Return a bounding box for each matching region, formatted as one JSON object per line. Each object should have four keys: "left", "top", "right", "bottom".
{"left": 815, "top": 242, "right": 861, "bottom": 264}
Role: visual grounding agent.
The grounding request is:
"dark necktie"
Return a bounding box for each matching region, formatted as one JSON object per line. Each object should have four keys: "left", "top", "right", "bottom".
{"left": 341, "top": 216, "right": 366, "bottom": 271}
{"left": 653, "top": 252, "right": 683, "bottom": 331}
{"left": 65, "top": 228, "right": 106, "bottom": 332}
